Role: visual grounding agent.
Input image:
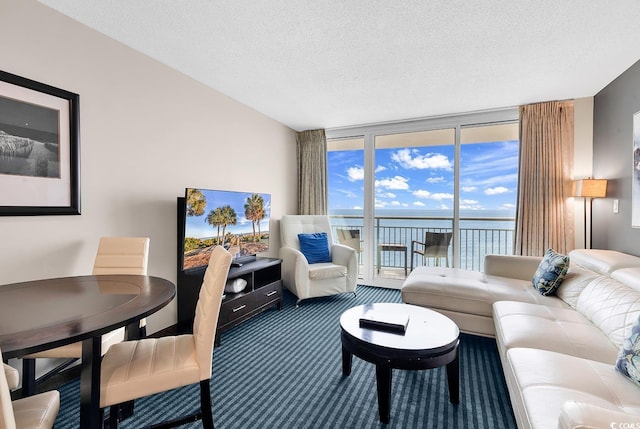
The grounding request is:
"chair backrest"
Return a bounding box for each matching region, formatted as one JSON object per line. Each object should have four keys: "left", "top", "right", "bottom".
{"left": 0, "top": 349, "right": 17, "bottom": 429}
{"left": 336, "top": 228, "right": 361, "bottom": 253}
{"left": 424, "top": 232, "right": 453, "bottom": 255}
{"left": 280, "top": 215, "right": 334, "bottom": 251}
{"left": 92, "top": 237, "right": 150, "bottom": 275}
{"left": 193, "top": 245, "right": 232, "bottom": 380}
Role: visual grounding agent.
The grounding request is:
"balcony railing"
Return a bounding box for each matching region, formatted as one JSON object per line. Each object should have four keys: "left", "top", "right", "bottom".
{"left": 330, "top": 214, "right": 515, "bottom": 273}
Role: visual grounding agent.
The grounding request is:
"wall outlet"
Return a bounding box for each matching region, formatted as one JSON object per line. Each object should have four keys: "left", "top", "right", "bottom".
{"left": 613, "top": 199, "right": 619, "bottom": 214}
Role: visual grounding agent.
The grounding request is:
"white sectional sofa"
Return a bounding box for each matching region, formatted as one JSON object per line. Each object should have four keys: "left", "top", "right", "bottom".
{"left": 401, "top": 249, "right": 640, "bottom": 429}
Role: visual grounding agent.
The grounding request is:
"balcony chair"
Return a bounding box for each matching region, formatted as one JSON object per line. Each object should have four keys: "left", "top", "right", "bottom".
{"left": 336, "top": 228, "right": 363, "bottom": 255}
{"left": 410, "top": 231, "right": 453, "bottom": 270}
{"left": 2, "top": 349, "right": 60, "bottom": 429}
{"left": 20, "top": 237, "right": 150, "bottom": 397}
{"left": 100, "top": 245, "right": 232, "bottom": 429}
{"left": 280, "top": 215, "right": 357, "bottom": 305}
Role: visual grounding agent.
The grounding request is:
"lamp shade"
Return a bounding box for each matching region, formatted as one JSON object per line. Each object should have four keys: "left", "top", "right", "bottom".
{"left": 572, "top": 179, "right": 607, "bottom": 198}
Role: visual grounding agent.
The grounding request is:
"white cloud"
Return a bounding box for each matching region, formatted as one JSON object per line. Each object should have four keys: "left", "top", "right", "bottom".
{"left": 484, "top": 186, "right": 509, "bottom": 195}
{"left": 460, "top": 199, "right": 483, "bottom": 210}
{"left": 413, "top": 190, "right": 453, "bottom": 201}
{"left": 430, "top": 193, "right": 454, "bottom": 201}
{"left": 391, "top": 148, "right": 453, "bottom": 170}
{"left": 375, "top": 175, "right": 409, "bottom": 190}
{"left": 426, "top": 176, "right": 445, "bottom": 183}
{"left": 375, "top": 165, "right": 387, "bottom": 173}
{"left": 347, "top": 166, "right": 364, "bottom": 181}
{"left": 390, "top": 201, "right": 402, "bottom": 206}
{"left": 412, "top": 189, "right": 431, "bottom": 198}
{"left": 413, "top": 201, "right": 426, "bottom": 207}
{"left": 439, "top": 204, "right": 449, "bottom": 210}
{"left": 461, "top": 199, "right": 479, "bottom": 205}
{"left": 376, "top": 191, "right": 396, "bottom": 198}
{"left": 462, "top": 186, "right": 477, "bottom": 192}
{"left": 353, "top": 205, "right": 362, "bottom": 210}
{"left": 502, "top": 203, "right": 516, "bottom": 209}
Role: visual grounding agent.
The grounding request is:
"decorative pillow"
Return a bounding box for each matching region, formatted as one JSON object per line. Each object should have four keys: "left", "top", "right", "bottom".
{"left": 616, "top": 314, "right": 640, "bottom": 387}
{"left": 298, "top": 232, "right": 332, "bottom": 264}
{"left": 532, "top": 248, "right": 570, "bottom": 296}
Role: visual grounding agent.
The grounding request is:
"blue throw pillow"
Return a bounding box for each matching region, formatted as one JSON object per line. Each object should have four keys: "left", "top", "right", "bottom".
{"left": 298, "top": 232, "right": 332, "bottom": 264}
{"left": 616, "top": 314, "right": 640, "bottom": 387}
{"left": 532, "top": 248, "right": 569, "bottom": 296}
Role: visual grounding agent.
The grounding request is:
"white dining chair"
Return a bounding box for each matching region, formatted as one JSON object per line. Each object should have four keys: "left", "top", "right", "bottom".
{"left": 20, "top": 237, "right": 150, "bottom": 396}
{"left": 100, "top": 245, "right": 232, "bottom": 429}
{"left": 1, "top": 349, "right": 59, "bottom": 429}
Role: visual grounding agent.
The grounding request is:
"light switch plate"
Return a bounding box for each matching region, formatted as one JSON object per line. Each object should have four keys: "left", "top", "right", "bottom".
{"left": 613, "top": 199, "right": 619, "bottom": 213}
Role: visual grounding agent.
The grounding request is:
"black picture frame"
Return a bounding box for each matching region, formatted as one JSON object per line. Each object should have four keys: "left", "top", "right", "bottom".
{"left": 0, "top": 70, "right": 80, "bottom": 215}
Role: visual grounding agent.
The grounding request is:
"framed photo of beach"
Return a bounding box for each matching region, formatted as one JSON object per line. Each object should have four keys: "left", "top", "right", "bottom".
{"left": 0, "top": 70, "right": 80, "bottom": 216}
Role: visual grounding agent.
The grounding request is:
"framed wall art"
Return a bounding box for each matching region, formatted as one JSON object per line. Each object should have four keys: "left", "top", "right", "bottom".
{"left": 0, "top": 70, "right": 80, "bottom": 215}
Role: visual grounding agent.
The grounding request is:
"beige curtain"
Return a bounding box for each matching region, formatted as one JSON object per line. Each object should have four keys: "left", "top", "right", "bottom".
{"left": 514, "top": 100, "right": 574, "bottom": 256}
{"left": 296, "top": 129, "right": 328, "bottom": 215}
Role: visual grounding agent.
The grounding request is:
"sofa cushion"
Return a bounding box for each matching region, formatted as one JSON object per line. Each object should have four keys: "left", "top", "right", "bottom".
{"left": 531, "top": 249, "right": 569, "bottom": 296}
{"left": 569, "top": 249, "right": 640, "bottom": 275}
{"left": 576, "top": 276, "right": 640, "bottom": 348}
{"left": 555, "top": 264, "right": 600, "bottom": 309}
{"left": 297, "top": 233, "right": 331, "bottom": 264}
{"left": 616, "top": 313, "right": 640, "bottom": 387}
{"left": 504, "top": 348, "right": 640, "bottom": 429}
{"left": 493, "top": 301, "right": 619, "bottom": 364}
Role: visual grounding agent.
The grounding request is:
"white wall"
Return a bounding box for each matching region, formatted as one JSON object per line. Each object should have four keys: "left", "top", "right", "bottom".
{"left": 0, "top": 0, "right": 297, "bottom": 333}
{"left": 573, "top": 97, "right": 595, "bottom": 249}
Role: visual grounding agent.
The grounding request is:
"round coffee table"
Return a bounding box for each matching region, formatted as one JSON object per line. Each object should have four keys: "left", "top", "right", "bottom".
{"left": 340, "top": 303, "right": 460, "bottom": 423}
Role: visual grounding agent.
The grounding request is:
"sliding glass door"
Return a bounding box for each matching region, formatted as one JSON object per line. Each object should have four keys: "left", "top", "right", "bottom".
{"left": 327, "top": 109, "right": 519, "bottom": 287}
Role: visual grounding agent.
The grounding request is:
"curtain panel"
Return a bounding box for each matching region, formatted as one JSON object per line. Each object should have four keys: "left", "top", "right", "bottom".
{"left": 296, "top": 129, "right": 328, "bottom": 215}
{"left": 515, "top": 100, "right": 574, "bottom": 256}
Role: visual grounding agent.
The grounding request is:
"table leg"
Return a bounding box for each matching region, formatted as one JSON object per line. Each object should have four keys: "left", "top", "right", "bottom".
{"left": 446, "top": 346, "right": 460, "bottom": 404}
{"left": 341, "top": 345, "right": 352, "bottom": 376}
{"left": 80, "top": 336, "right": 102, "bottom": 429}
{"left": 375, "top": 363, "right": 392, "bottom": 423}
{"left": 21, "top": 358, "right": 36, "bottom": 397}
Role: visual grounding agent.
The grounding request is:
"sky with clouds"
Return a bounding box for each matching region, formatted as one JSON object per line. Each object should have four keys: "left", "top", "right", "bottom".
{"left": 328, "top": 140, "right": 519, "bottom": 214}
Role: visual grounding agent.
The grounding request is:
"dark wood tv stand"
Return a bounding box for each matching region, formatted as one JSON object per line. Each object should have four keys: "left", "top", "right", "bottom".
{"left": 177, "top": 257, "right": 283, "bottom": 344}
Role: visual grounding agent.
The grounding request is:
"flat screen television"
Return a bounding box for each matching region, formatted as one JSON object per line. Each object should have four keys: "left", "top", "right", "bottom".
{"left": 180, "top": 187, "right": 271, "bottom": 270}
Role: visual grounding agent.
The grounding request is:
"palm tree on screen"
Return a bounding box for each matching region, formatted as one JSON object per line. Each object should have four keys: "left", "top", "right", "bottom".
{"left": 244, "top": 194, "right": 265, "bottom": 242}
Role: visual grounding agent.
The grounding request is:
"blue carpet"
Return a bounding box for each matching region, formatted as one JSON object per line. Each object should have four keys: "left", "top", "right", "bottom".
{"left": 54, "top": 285, "right": 516, "bottom": 428}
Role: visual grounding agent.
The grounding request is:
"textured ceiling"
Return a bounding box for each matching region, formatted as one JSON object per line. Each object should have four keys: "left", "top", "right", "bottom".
{"left": 38, "top": 1, "right": 640, "bottom": 131}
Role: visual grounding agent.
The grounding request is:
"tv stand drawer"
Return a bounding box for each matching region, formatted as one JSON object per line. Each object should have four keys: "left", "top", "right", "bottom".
{"left": 220, "top": 294, "right": 254, "bottom": 323}
{"left": 254, "top": 281, "right": 282, "bottom": 309}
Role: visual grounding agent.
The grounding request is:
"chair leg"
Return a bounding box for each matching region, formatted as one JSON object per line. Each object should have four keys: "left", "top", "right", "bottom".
{"left": 200, "top": 379, "right": 214, "bottom": 429}
{"left": 109, "top": 403, "right": 120, "bottom": 429}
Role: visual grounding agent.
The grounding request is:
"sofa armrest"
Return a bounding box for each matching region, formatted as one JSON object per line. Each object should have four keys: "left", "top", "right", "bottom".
{"left": 484, "top": 254, "right": 542, "bottom": 281}
{"left": 558, "top": 400, "right": 640, "bottom": 429}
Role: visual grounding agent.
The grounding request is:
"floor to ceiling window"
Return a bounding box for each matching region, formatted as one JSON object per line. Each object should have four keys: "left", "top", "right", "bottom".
{"left": 327, "top": 109, "right": 519, "bottom": 287}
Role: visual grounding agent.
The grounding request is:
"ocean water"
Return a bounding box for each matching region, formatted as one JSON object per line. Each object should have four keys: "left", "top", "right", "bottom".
{"left": 330, "top": 209, "right": 516, "bottom": 270}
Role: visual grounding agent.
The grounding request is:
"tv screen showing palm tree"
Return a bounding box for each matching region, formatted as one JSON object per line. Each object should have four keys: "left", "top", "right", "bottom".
{"left": 182, "top": 188, "right": 271, "bottom": 270}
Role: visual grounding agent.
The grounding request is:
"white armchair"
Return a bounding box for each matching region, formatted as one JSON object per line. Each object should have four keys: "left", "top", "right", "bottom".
{"left": 279, "top": 215, "right": 357, "bottom": 305}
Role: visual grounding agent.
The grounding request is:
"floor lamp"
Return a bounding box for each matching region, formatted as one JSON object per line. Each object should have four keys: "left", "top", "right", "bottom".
{"left": 572, "top": 178, "right": 607, "bottom": 249}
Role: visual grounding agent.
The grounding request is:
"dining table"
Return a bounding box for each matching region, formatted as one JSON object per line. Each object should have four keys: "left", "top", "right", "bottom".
{"left": 0, "top": 274, "right": 176, "bottom": 429}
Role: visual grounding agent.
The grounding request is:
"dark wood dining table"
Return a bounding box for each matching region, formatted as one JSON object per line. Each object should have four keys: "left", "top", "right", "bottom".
{"left": 0, "top": 274, "right": 176, "bottom": 429}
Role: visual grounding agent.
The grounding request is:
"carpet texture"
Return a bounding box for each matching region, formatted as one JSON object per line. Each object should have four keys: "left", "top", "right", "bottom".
{"left": 54, "top": 285, "right": 516, "bottom": 428}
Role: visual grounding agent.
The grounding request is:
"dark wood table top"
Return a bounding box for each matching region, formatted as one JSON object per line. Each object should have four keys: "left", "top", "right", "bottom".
{"left": 0, "top": 274, "right": 176, "bottom": 358}
{"left": 340, "top": 303, "right": 459, "bottom": 359}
